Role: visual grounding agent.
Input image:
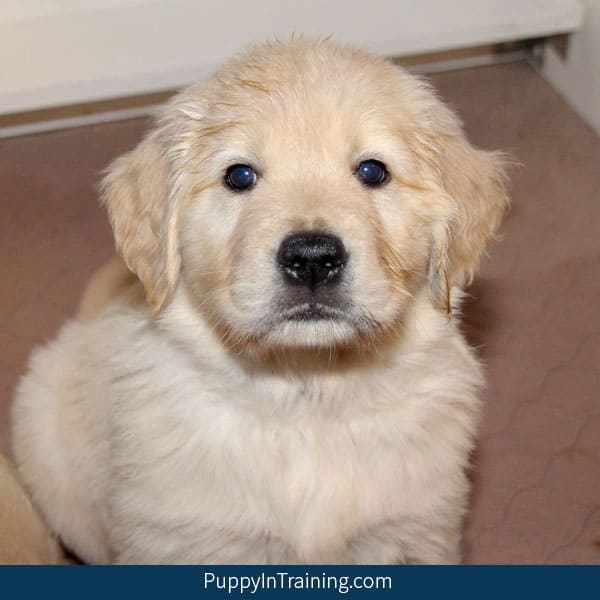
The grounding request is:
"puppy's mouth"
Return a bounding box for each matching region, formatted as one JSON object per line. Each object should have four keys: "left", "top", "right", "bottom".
{"left": 281, "top": 302, "right": 345, "bottom": 322}
{"left": 246, "top": 298, "right": 381, "bottom": 350}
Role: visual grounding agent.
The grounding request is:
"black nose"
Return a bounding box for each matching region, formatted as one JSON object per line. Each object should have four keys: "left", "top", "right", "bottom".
{"left": 277, "top": 232, "right": 348, "bottom": 290}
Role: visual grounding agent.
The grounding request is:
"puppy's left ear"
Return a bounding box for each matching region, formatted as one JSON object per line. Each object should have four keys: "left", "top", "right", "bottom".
{"left": 100, "top": 130, "right": 181, "bottom": 312}
{"left": 425, "top": 101, "right": 511, "bottom": 312}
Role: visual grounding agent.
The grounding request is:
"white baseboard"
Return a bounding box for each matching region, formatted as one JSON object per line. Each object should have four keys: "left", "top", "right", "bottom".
{"left": 0, "top": 44, "right": 535, "bottom": 139}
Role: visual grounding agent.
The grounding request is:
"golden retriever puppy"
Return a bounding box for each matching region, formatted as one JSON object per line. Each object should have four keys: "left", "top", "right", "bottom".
{"left": 11, "top": 38, "right": 508, "bottom": 564}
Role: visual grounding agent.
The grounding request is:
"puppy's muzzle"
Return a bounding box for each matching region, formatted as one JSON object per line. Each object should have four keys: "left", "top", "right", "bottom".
{"left": 277, "top": 232, "right": 347, "bottom": 290}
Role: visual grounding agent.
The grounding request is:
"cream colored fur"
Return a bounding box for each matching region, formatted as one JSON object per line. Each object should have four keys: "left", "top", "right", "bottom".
{"left": 0, "top": 454, "right": 62, "bottom": 564}
{"left": 11, "top": 39, "right": 508, "bottom": 564}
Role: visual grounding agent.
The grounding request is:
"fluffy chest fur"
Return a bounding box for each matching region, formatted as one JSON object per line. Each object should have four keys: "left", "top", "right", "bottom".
{"left": 13, "top": 287, "right": 482, "bottom": 564}
{"left": 76, "top": 292, "right": 481, "bottom": 562}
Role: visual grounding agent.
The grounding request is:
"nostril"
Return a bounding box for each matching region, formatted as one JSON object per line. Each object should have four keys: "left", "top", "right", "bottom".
{"left": 277, "top": 231, "right": 348, "bottom": 289}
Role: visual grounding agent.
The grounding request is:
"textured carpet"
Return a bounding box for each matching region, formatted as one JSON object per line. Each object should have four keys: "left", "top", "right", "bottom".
{"left": 1, "top": 61, "right": 599, "bottom": 563}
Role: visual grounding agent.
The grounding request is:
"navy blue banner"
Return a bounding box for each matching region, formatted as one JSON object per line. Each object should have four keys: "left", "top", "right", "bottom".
{"left": 0, "top": 565, "right": 598, "bottom": 599}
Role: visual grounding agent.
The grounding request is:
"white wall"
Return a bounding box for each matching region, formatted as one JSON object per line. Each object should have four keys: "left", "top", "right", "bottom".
{"left": 0, "top": 1, "right": 148, "bottom": 22}
{"left": 0, "top": 0, "right": 583, "bottom": 115}
{"left": 543, "top": 0, "right": 600, "bottom": 135}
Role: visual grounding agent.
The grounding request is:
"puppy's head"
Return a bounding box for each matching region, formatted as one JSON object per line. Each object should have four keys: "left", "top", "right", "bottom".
{"left": 101, "top": 39, "right": 509, "bottom": 353}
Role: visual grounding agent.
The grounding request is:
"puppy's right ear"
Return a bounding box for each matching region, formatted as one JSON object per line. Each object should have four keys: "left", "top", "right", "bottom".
{"left": 100, "top": 130, "right": 180, "bottom": 312}
{"left": 418, "top": 97, "right": 510, "bottom": 315}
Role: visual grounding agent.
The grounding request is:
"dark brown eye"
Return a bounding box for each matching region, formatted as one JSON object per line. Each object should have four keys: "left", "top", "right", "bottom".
{"left": 224, "top": 164, "right": 257, "bottom": 191}
{"left": 356, "top": 159, "right": 389, "bottom": 187}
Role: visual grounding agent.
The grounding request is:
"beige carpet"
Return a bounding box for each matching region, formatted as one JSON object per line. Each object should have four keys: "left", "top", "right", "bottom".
{"left": 1, "top": 61, "right": 599, "bottom": 563}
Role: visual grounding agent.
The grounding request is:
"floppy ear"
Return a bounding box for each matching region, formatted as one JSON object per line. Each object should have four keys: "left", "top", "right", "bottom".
{"left": 100, "top": 130, "right": 181, "bottom": 312}
{"left": 425, "top": 103, "right": 510, "bottom": 313}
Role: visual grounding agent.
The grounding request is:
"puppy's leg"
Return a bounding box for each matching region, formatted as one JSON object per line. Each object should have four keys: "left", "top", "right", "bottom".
{"left": 112, "top": 522, "right": 298, "bottom": 564}
{"left": 11, "top": 257, "right": 138, "bottom": 564}
{"left": 0, "top": 454, "right": 63, "bottom": 564}
{"left": 348, "top": 518, "right": 463, "bottom": 564}
{"left": 11, "top": 341, "right": 112, "bottom": 563}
